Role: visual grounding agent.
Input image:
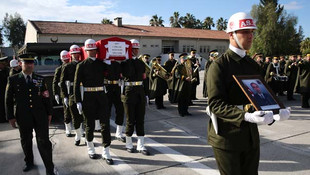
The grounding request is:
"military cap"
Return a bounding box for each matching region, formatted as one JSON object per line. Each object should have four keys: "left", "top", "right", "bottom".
{"left": 143, "top": 54, "right": 150, "bottom": 58}
{"left": 209, "top": 49, "right": 219, "bottom": 56}
{"left": 0, "top": 56, "right": 8, "bottom": 61}
{"left": 273, "top": 56, "right": 279, "bottom": 60}
{"left": 19, "top": 53, "right": 36, "bottom": 63}
{"left": 190, "top": 49, "right": 196, "bottom": 53}
{"left": 179, "top": 53, "right": 188, "bottom": 59}
{"left": 168, "top": 51, "right": 175, "bottom": 54}
{"left": 155, "top": 56, "right": 161, "bottom": 59}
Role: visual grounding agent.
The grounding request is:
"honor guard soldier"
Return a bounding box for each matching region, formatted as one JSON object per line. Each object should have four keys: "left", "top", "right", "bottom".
{"left": 163, "top": 51, "right": 177, "bottom": 102}
{"left": 295, "top": 54, "right": 310, "bottom": 108}
{"left": 285, "top": 55, "right": 298, "bottom": 100}
{"left": 174, "top": 53, "right": 192, "bottom": 116}
{"left": 150, "top": 56, "right": 168, "bottom": 109}
{"left": 121, "top": 39, "right": 150, "bottom": 155}
{"left": 104, "top": 59, "right": 125, "bottom": 142}
{"left": 74, "top": 39, "right": 113, "bottom": 164}
{"left": 5, "top": 54, "right": 57, "bottom": 175}
{"left": 9, "top": 58, "right": 22, "bottom": 76}
{"left": 53, "top": 50, "right": 72, "bottom": 137}
{"left": 206, "top": 12, "right": 290, "bottom": 175}
{"left": 187, "top": 49, "right": 200, "bottom": 101}
{"left": 60, "top": 45, "right": 84, "bottom": 146}
{"left": 0, "top": 56, "right": 9, "bottom": 123}
{"left": 203, "top": 49, "right": 218, "bottom": 98}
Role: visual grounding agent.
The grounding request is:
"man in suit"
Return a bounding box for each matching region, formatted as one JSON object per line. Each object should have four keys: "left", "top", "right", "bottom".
{"left": 5, "top": 54, "right": 56, "bottom": 175}
{"left": 250, "top": 82, "right": 275, "bottom": 106}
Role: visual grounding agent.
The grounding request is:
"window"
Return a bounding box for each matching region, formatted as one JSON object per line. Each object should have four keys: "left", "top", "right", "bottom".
{"left": 151, "top": 45, "right": 154, "bottom": 47}
{"left": 142, "top": 44, "right": 147, "bottom": 48}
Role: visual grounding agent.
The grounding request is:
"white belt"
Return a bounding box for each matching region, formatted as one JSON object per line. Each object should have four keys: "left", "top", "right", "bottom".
{"left": 84, "top": 86, "right": 105, "bottom": 92}
{"left": 104, "top": 80, "right": 119, "bottom": 85}
{"left": 124, "top": 81, "right": 143, "bottom": 86}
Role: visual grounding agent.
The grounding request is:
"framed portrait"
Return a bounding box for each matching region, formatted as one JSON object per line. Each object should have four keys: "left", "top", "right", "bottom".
{"left": 233, "top": 75, "right": 285, "bottom": 113}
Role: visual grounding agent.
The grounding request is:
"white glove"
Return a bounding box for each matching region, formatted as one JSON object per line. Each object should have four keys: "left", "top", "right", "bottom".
{"left": 104, "top": 60, "right": 111, "bottom": 65}
{"left": 64, "top": 97, "right": 69, "bottom": 107}
{"left": 244, "top": 111, "right": 274, "bottom": 125}
{"left": 77, "top": 102, "right": 83, "bottom": 115}
{"left": 55, "top": 95, "right": 60, "bottom": 104}
{"left": 145, "top": 96, "right": 149, "bottom": 106}
{"left": 273, "top": 107, "right": 291, "bottom": 121}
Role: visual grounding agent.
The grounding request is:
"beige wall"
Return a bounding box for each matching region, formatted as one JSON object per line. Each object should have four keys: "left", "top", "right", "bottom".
{"left": 24, "top": 21, "right": 38, "bottom": 43}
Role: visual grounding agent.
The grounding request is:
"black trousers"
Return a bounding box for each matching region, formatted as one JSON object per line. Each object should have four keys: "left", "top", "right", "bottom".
{"left": 63, "top": 100, "right": 71, "bottom": 124}
{"left": 69, "top": 95, "right": 84, "bottom": 129}
{"left": 213, "top": 146, "right": 259, "bottom": 175}
{"left": 17, "top": 115, "right": 54, "bottom": 173}
{"left": 82, "top": 92, "right": 111, "bottom": 147}
{"left": 178, "top": 97, "right": 189, "bottom": 115}
{"left": 191, "top": 84, "right": 197, "bottom": 100}
{"left": 123, "top": 87, "right": 146, "bottom": 137}
{"left": 155, "top": 95, "right": 164, "bottom": 108}
{"left": 106, "top": 85, "right": 124, "bottom": 126}
{"left": 301, "top": 92, "right": 310, "bottom": 107}
{"left": 0, "top": 93, "right": 6, "bottom": 122}
{"left": 287, "top": 78, "right": 296, "bottom": 99}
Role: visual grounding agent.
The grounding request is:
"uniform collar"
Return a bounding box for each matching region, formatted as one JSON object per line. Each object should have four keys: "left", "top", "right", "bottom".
{"left": 229, "top": 44, "right": 246, "bottom": 58}
{"left": 21, "top": 71, "right": 33, "bottom": 80}
{"left": 89, "top": 57, "right": 96, "bottom": 61}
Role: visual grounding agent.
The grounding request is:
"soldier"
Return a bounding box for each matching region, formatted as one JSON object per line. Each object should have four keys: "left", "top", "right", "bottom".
{"left": 285, "top": 55, "right": 298, "bottom": 100}
{"left": 53, "top": 50, "right": 72, "bottom": 137}
{"left": 206, "top": 12, "right": 290, "bottom": 175}
{"left": 263, "top": 56, "right": 271, "bottom": 75}
{"left": 141, "top": 54, "right": 152, "bottom": 105}
{"left": 74, "top": 39, "right": 113, "bottom": 164}
{"left": 295, "top": 54, "right": 310, "bottom": 108}
{"left": 174, "top": 53, "right": 192, "bottom": 117}
{"left": 278, "top": 55, "right": 287, "bottom": 96}
{"left": 187, "top": 49, "right": 200, "bottom": 100}
{"left": 0, "top": 56, "right": 9, "bottom": 123}
{"left": 9, "top": 58, "right": 22, "bottom": 76}
{"left": 203, "top": 50, "right": 218, "bottom": 98}
{"left": 104, "top": 60, "right": 125, "bottom": 142}
{"left": 163, "top": 51, "right": 177, "bottom": 102}
{"left": 60, "top": 45, "right": 84, "bottom": 146}
{"left": 150, "top": 56, "right": 168, "bottom": 109}
{"left": 265, "top": 57, "right": 281, "bottom": 95}
{"left": 5, "top": 54, "right": 57, "bottom": 175}
{"left": 121, "top": 39, "right": 150, "bottom": 155}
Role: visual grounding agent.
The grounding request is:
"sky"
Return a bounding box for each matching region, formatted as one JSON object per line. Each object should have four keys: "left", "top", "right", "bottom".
{"left": 0, "top": 0, "right": 309, "bottom": 46}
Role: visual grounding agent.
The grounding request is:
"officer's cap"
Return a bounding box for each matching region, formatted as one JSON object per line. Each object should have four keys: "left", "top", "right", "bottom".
{"left": 19, "top": 53, "right": 36, "bottom": 63}
{"left": 179, "top": 53, "right": 188, "bottom": 59}
{"left": 0, "top": 56, "right": 8, "bottom": 62}
{"left": 190, "top": 49, "right": 196, "bottom": 53}
{"left": 143, "top": 54, "right": 150, "bottom": 58}
{"left": 168, "top": 51, "right": 175, "bottom": 54}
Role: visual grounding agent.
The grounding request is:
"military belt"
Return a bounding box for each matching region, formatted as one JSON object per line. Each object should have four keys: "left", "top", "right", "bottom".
{"left": 124, "top": 81, "right": 143, "bottom": 86}
{"left": 104, "top": 79, "right": 119, "bottom": 85}
{"left": 84, "top": 86, "right": 105, "bottom": 92}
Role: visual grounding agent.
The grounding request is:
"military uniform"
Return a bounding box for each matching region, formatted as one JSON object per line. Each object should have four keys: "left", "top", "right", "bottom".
{"left": 164, "top": 57, "right": 177, "bottom": 102}
{"left": 187, "top": 54, "right": 200, "bottom": 100}
{"left": 207, "top": 49, "right": 262, "bottom": 175}
{"left": 74, "top": 57, "right": 110, "bottom": 147}
{"left": 121, "top": 58, "right": 146, "bottom": 136}
{"left": 265, "top": 63, "right": 281, "bottom": 94}
{"left": 9, "top": 68, "right": 22, "bottom": 76}
{"left": 60, "top": 60, "right": 84, "bottom": 144}
{"left": 174, "top": 61, "right": 192, "bottom": 116}
{"left": 0, "top": 63, "right": 9, "bottom": 123}
{"left": 150, "top": 61, "right": 168, "bottom": 109}
{"left": 285, "top": 59, "right": 298, "bottom": 100}
{"left": 203, "top": 59, "right": 213, "bottom": 98}
{"left": 5, "top": 72, "right": 54, "bottom": 174}
{"left": 53, "top": 64, "right": 72, "bottom": 125}
{"left": 295, "top": 59, "right": 310, "bottom": 108}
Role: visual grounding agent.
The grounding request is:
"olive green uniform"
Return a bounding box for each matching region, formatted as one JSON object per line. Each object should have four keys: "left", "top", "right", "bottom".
{"left": 295, "top": 60, "right": 310, "bottom": 108}
{"left": 5, "top": 73, "right": 54, "bottom": 173}
{"left": 187, "top": 55, "right": 200, "bottom": 100}
{"left": 265, "top": 63, "right": 281, "bottom": 94}
{"left": 60, "top": 61, "right": 83, "bottom": 129}
{"left": 174, "top": 63, "right": 192, "bottom": 116}
{"left": 9, "top": 68, "right": 21, "bottom": 76}
{"left": 105, "top": 61, "right": 124, "bottom": 126}
{"left": 120, "top": 58, "right": 146, "bottom": 137}
{"left": 74, "top": 58, "right": 111, "bottom": 147}
{"left": 0, "top": 67, "right": 9, "bottom": 122}
{"left": 203, "top": 59, "right": 213, "bottom": 98}
{"left": 285, "top": 60, "right": 298, "bottom": 100}
{"left": 164, "top": 59, "right": 177, "bottom": 102}
{"left": 53, "top": 64, "right": 71, "bottom": 124}
{"left": 207, "top": 49, "right": 262, "bottom": 175}
{"left": 150, "top": 66, "right": 168, "bottom": 109}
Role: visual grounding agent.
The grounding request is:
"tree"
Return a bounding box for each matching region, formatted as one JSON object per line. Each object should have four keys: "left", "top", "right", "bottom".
{"left": 0, "top": 26, "right": 3, "bottom": 46}
{"left": 250, "top": 0, "right": 303, "bottom": 56}
{"left": 202, "top": 17, "right": 215, "bottom": 30}
{"left": 300, "top": 37, "right": 310, "bottom": 55}
{"left": 149, "top": 15, "right": 164, "bottom": 27}
{"left": 180, "top": 13, "right": 198, "bottom": 28}
{"left": 101, "top": 18, "right": 112, "bottom": 24}
{"left": 2, "top": 12, "right": 26, "bottom": 48}
{"left": 216, "top": 17, "right": 227, "bottom": 31}
{"left": 169, "top": 12, "right": 181, "bottom": 28}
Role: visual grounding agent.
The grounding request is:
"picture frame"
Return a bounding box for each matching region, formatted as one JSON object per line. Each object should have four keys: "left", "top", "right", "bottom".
{"left": 233, "top": 75, "right": 285, "bottom": 113}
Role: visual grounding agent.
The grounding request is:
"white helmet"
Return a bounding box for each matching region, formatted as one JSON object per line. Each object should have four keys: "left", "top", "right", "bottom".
{"left": 10, "top": 59, "right": 19, "bottom": 68}
{"left": 60, "top": 50, "right": 70, "bottom": 61}
{"left": 70, "top": 45, "right": 81, "bottom": 54}
{"left": 130, "top": 39, "right": 140, "bottom": 49}
{"left": 84, "top": 39, "right": 97, "bottom": 51}
{"left": 226, "top": 12, "right": 257, "bottom": 33}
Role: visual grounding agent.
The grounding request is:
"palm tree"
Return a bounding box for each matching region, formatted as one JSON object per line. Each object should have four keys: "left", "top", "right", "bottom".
{"left": 216, "top": 17, "right": 228, "bottom": 31}
{"left": 203, "top": 17, "right": 215, "bottom": 30}
{"left": 180, "top": 13, "right": 197, "bottom": 28}
{"left": 300, "top": 37, "right": 310, "bottom": 55}
{"left": 169, "top": 12, "right": 181, "bottom": 28}
{"left": 149, "top": 15, "right": 164, "bottom": 27}
{"left": 101, "top": 18, "right": 112, "bottom": 24}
